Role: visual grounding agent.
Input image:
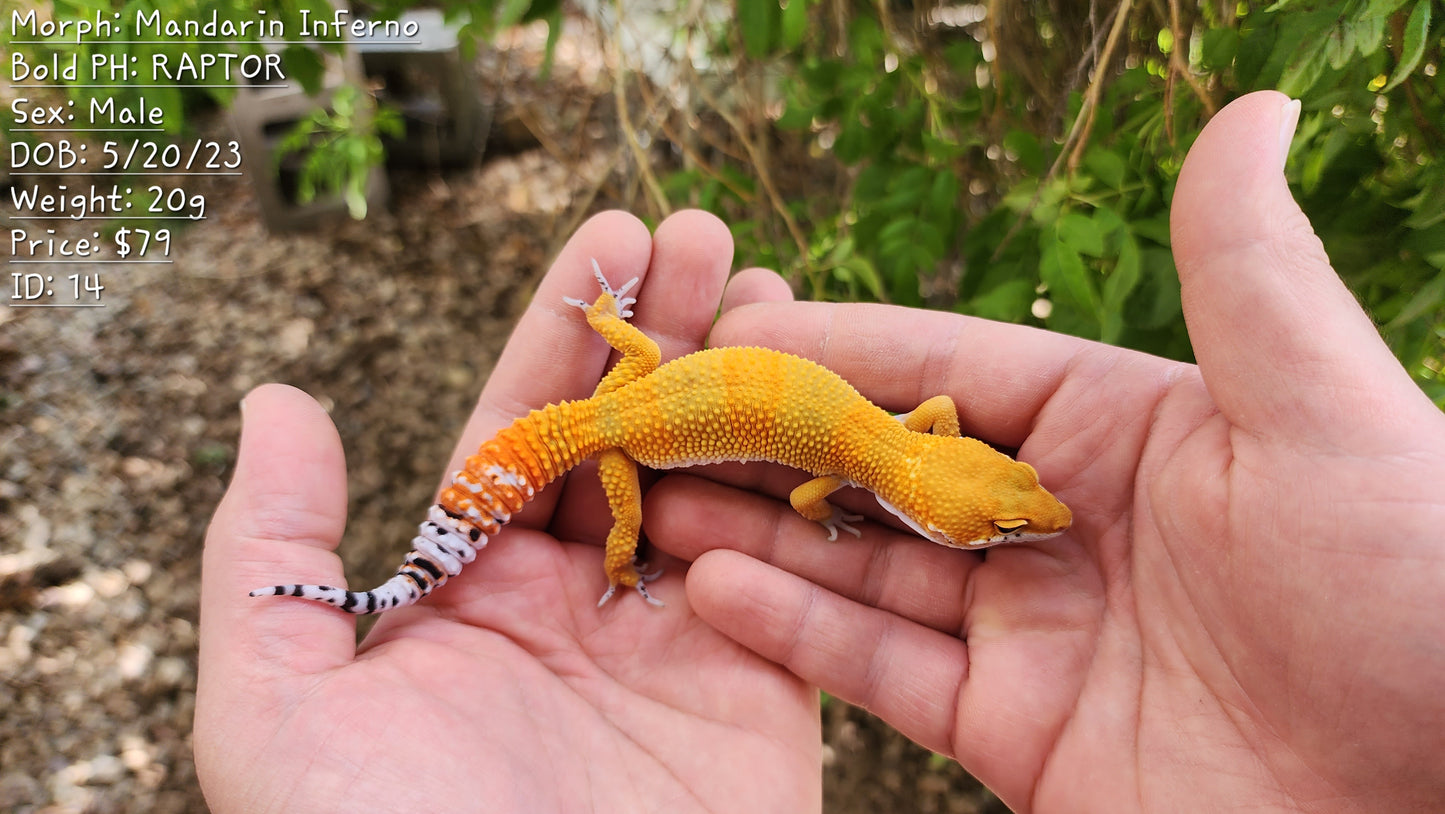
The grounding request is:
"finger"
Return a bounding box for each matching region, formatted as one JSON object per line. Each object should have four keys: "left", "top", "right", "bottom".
{"left": 449, "top": 210, "right": 655, "bottom": 471}
{"left": 686, "top": 549, "right": 968, "bottom": 757}
{"left": 629, "top": 208, "right": 735, "bottom": 360}
{"left": 198, "top": 384, "right": 355, "bottom": 693}
{"left": 651, "top": 456, "right": 924, "bottom": 532}
{"left": 448, "top": 211, "right": 735, "bottom": 524}
{"left": 1171, "top": 91, "right": 1434, "bottom": 444}
{"left": 647, "top": 473, "right": 975, "bottom": 631}
{"left": 547, "top": 209, "right": 735, "bottom": 545}
{"left": 441, "top": 211, "right": 654, "bottom": 536}
{"left": 709, "top": 299, "right": 1096, "bottom": 450}
{"left": 720, "top": 267, "right": 794, "bottom": 313}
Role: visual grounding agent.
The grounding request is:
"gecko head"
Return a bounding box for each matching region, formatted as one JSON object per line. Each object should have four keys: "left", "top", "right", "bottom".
{"left": 881, "top": 438, "right": 1072, "bottom": 549}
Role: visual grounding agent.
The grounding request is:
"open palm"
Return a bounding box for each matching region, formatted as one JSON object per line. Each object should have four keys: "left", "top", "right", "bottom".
{"left": 650, "top": 91, "right": 1445, "bottom": 812}
{"left": 196, "top": 92, "right": 1445, "bottom": 814}
{"left": 194, "top": 211, "right": 820, "bottom": 813}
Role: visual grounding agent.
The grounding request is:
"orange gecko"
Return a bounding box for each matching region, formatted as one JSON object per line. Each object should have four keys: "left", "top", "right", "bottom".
{"left": 251, "top": 262, "right": 1072, "bottom": 612}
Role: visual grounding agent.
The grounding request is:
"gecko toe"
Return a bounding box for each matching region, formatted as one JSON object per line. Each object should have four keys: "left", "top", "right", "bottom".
{"left": 635, "top": 581, "right": 665, "bottom": 607}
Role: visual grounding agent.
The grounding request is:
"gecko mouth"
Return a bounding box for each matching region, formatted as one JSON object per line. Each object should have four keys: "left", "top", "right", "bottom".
{"left": 972, "top": 528, "right": 1067, "bottom": 547}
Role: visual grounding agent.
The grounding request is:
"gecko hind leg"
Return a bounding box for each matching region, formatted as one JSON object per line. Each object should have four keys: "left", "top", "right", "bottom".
{"left": 896, "top": 395, "right": 961, "bottom": 436}
{"left": 565, "top": 259, "right": 660, "bottom": 397}
{"left": 594, "top": 448, "right": 665, "bottom": 607}
{"left": 596, "top": 568, "right": 665, "bottom": 608}
{"left": 562, "top": 258, "right": 638, "bottom": 318}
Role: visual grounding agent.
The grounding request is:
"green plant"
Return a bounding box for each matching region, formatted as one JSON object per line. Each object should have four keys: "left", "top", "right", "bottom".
{"left": 5, "top": 0, "right": 556, "bottom": 221}
{"left": 274, "top": 86, "right": 402, "bottom": 218}
{"left": 661, "top": 0, "right": 1442, "bottom": 404}
{"left": 6, "top": 0, "right": 344, "bottom": 136}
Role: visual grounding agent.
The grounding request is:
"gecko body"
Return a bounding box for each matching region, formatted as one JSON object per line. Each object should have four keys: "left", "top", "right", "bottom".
{"left": 251, "top": 264, "right": 1072, "bottom": 612}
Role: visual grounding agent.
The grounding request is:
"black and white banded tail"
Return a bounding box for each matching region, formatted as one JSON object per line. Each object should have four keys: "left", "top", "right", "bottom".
{"left": 248, "top": 505, "right": 484, "bottom": 613}
{"left": 249, "top": 400, "right": 604, "bottom": 614}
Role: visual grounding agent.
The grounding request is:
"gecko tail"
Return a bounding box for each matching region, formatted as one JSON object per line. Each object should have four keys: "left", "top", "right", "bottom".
{"left": 249, "top": 505, "right": 486, "bottom": 615}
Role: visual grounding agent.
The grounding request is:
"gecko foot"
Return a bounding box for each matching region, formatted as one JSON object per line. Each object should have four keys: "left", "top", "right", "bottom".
{"left": 596, "top": 566, "right": 665, "bottom": 608}
{"left": 563, "top": 258, "right": 638, "bottom": 319}
{"left": 819, "top": 507, "right": 864, "bottom": 541}
{"left": 634, "top": 580, "right": 665, "bottom": 607}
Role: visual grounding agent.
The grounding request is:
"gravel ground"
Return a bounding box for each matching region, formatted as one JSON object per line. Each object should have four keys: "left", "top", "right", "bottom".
{"left": 0, "top": 22, "right": 1004, "bottom": 814}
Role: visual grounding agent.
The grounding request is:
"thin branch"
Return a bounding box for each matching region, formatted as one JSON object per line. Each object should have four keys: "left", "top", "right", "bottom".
{"left": 1065, "top": 0, "right": 1134, "bottom": 171}
{"left": 693, "top": 77, "right": 811, "bottom": 264}
{"left": 609, "top": 0, "right": 671, "bottom": 219}
{"left": 991, "top": 0, "right": 1131, "bottom": 261}
{"left": 1167, "top": 0, "right": 1219, "bottom": 119}
{"left": 634, "top": 73, "right": 757, "bottom": 205}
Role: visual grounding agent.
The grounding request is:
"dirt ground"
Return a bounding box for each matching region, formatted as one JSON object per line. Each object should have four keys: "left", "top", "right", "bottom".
{"left": 0, "top": 22, "right": 1007, "bottom": 814}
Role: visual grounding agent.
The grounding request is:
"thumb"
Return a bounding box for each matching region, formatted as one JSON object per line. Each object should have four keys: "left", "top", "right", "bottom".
{"left": 1170, "top": 91, "right": 1427, "bottom": 446}
{"left": 197, "top": 384, "right": 356, "bottom": 694}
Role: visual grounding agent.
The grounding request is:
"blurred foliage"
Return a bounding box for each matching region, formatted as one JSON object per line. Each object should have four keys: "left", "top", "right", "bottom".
{"left": 370, "top": 0, "right": 564, "bottom": 67}
{"left": 8, "top": 0, "right": 1440, "bottom": 403}
{"left": 653, "top": 0, "right": 1442, "bottom": 405}
{"left": 4, "top": 0, "right": 558, "bottom": 220}
{"left": 274, "top": 85, "right": 402, "bottom": 218}
{"left": 6, "top": 0, "right": 344, "bottom": 135}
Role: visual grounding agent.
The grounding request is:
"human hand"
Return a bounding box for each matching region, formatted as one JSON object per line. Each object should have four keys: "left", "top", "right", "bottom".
{"left": 648, "top": 91, "right": 1445, "bottom": 812}
{"left": 194, "top": 211, "right": 821, "bottom": 813}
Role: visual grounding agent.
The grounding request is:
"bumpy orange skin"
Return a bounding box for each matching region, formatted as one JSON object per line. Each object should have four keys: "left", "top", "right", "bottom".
{"left": 252, "top": 277, "right": 1070, "bottom": 613}
{"left": 439, "top": 337, "right": 1070, "bottom": 593}
{"left": 594, "top": 346, "right": 1070, "bottom": 549}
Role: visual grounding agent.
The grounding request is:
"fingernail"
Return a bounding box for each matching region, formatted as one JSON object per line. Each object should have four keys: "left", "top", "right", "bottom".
{"left": 1279, "top": 98, "right": 1301, "bottom": 170}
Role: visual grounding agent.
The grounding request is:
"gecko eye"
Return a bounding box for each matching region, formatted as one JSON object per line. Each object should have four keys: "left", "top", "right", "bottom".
{"left": 994, "top": 519, "right": 1028, "bottom": 535}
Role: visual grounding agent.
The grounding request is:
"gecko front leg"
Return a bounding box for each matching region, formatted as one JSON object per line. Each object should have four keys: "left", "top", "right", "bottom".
{"left": 789, "top": 475, "right": 864, "bottom": 540}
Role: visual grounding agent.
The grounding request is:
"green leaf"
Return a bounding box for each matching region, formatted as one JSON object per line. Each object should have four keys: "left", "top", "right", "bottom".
{"left": 968, "top": 278, "right": 1036, "bottom": 322}
{"left": 1002, "top": 129, "right": 1046, "bottom": 175}
{"left": 915, "top": 220, "right": 947, "bottom": 258}
{"left": 781, "top": 0, "right": 808, "bottom": 50}
{"left": 496, "top": 0, "right": 533, "bottom": 29}
{"left": 739, "top": 0, "right": 778, "bottom": 58}
{"left": 855, "top": 164, "right": 890, "bottom": 200}
{"left": 1383, "top": 270, "right": 1445, "bottom": 330}
{"left": 1278, "top": 40, "right": 1331, "bottom": 97}
{"left": 878, "top": 217, "right": 918, "bottom": 248}
{"left": 539, "top": 8, "right": 563, "bottom": 78}
{"left": 1084, "top": 148, "right": 1127, "bottom": 190}
{"left": 1105, "top": 235, "right": 1143, "bottom": 310}
{"left": 1234, "top": 22, "right": 1277, "bottom": 87}
{"left": 1130, "top": 213, "right": 1172, "bottom": 247}
{"left": 1351, "top": 14, "right": 1386, "bottom": 56}
{"left": 1041, "top": 241, "right": 1102, "bottom": 319}
{"left": 1324, "top": 23, "right": 1353, "bottom": 70}
{"left": 1201, "top": 27, "right": 1239, "bottom": 70}
{"left": 1102, "top": 234, "right": 1143, "bottom": 343}
{"left": 1406, "top": 173, "right": 1445, "bottom": 230}
{"left": 847, "top": 14, "right": 884, "bottom": 64}
{"left": 883, "top": 166, "right": 930, "bottom": 211}
{"left": 922, "top": 133, "right": 969, "bottom": 162}
{"left": 840, "top": 255, "right": 885, "bottom": 300}
{"left": 823, "top": 234, "right": 855, "bottom": 267}
{"left": 1382, "top": 0, "right": 1431, "bottom": 92}
{"left": 1129, "top": 247, "right": 1183, "bottom": 331}
{"left": 1057, "top": 212, "right": 1107, "bottom": 257}
{"left": 1361, "top": 0, "right": 1413, "bottom": 17}
{"left": 282, "top": 45, "right": 325, "bottom": 95}
{"left": 927, "top": 170, "right": 959, "bottom": 219}
{"left": 1404, "top": 223, "right": 1445, "bottom": 267}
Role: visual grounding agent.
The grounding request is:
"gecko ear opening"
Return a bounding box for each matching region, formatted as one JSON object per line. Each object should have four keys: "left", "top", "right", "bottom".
{"left": 994, "top": 519, "right": 1028, "bottom": 534}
